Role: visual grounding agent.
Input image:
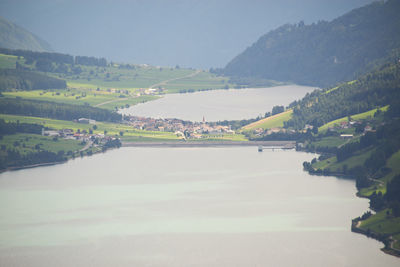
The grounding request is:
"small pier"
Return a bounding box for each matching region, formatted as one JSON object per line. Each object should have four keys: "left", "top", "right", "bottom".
{"left": 258, "top": 143, "right": 296, "bottom": 151}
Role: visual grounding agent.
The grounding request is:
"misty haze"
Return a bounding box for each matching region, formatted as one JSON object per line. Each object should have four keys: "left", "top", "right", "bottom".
{"left": 0, "top": 0, "right": 399, "bottom": 266}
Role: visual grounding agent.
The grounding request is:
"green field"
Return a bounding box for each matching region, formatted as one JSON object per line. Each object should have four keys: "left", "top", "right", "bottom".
{"left": 0, "top": 54, "right": 23, "bottom": 69}
{"left": 62, "top": 65, "right": 233, "bottom": 95}
{"left": 312, "top": 147, "right": 375, "bottom": 172}
{"left": 2, "top": 89, "right": 160, "bottom": 111}
{"left": 360, "top": 209, "right": 400, "bottom": 234}
{"left": 0, "top": 114, "right": 246, "bottom": 142}
{"left": 310, "top": 136, "right": 350, "bottom": 149}
{"left": 59, "top": 64, "right": 197, "bottom": 89}
{"left": 359, "top": 209, "right": 400, "bottom": 250}
{"left": 0, "top": 53, "right": 236, "bottom": 110}
{"left": 0, "top": 114, "right": 181, "bottom": 140}
{"left": 163, "top": 71, "right": 231, "bottom": 93}
{"left": 319, "top": 106, "right": 389, "bottom": 132}
{"left": 241, "top": 110, "right": 293, "bottom": 131}
{"left": 0, "top": 53, "right": 232, "bottom": 94}
{"left": 0, "top": 133, "right": 84, "bottom": 155}
{"left": 359, "top": 150, "right": 400, "bottom": 197}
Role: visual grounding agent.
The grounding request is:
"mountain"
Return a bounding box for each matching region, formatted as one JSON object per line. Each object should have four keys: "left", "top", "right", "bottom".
{"left": 0, "top": 16, "right": 52, "bottom": 52}
{"left": 0, "top": 0, "right": 374, "bottom": 68}
{"left": 220, "top": 0, "right": 400, "bottom": 87}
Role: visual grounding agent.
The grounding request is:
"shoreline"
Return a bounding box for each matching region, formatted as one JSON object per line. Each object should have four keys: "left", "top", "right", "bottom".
{"left": 122, "top": 140, "right": 296, "bottom": 148}
{"left": 351, "top": 219, "right": 400, "bottom": 257}
{"left": 0, "top": 140, "right": 296, "bottom": 174}
{"left": 301, "top": 149, "right": 400, "bottom": 258}
{"left": 0, "top": 160, "right": 67, "bottom": 174}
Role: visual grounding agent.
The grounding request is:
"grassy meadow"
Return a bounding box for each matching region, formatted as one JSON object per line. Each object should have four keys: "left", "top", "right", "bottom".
{"left": 0, "top": 53, "right": 234, "bottom": 110}
{"left": 241, "top": 110, "right": 293, "bottom": 131}
{"left": 0, "top": 133, "right": 84, "bottom": 155}
{"left": 359, "top": 209, "right": 400, "bottom": 250}
{"left": 0, "top": 54, "right": 23, "bottom": 68}
{"left": 312, "top": 147, "right": 375, "bottom": 172}
{"left": 0, "top": 114, "right": 181, "bottom": 141}
{"left": 318, "top": 106, "right": 389, "bottom": 132}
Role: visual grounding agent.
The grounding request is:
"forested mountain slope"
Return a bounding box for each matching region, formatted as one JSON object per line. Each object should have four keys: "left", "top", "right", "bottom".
{"left": 0, "top": 16, "right": 52, "bottom": 52}
{"left": 220, "top": 0, "right": 400, "bottom": 87}
{"left": 285, "top": 61, "right": 400, "bottom": 129}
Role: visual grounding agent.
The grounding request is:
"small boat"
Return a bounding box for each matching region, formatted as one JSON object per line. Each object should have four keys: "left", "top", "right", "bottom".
{"left": 258, "top": 146, "right": 263, "bottom": 152}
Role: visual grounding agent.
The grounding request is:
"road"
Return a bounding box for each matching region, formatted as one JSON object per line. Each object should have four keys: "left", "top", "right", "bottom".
{"left": 149, "top": 69, "right": 201, "bottom": 89}
{"left": 94, "top": 69, "right": 202, "bottom": 108}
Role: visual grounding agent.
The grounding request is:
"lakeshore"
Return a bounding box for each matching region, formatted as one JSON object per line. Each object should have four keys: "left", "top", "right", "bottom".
{"left": 122, "top": 140, "right": 296, "bottom": 148}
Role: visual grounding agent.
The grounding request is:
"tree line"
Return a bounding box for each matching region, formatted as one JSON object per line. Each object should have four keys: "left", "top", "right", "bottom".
{"left": 0, "top": 47, "right": 107, "bottom": 67}
{"left": 0, "top": 98, "right": 122, "bottom": 122}
{"left": 0, "top": 68, "right": 66, "bottom": 91}
{"left": 0, "top": 119, "right": 43, "bottom": 136}
{"left": 0, "top": 148, "right": 67, "bottom": 171}
{"left": 285, "top": 62, "right": 400, "bottom": 130}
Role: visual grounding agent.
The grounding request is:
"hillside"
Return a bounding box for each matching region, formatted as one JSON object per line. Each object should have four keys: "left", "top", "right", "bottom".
{"left": 0, "top": 16, "right": 52, "bottom": 52}
{"left": 220, "top": 0, "right": 400, "bottom": 87}
{"left": 288, "top": 61, "right": 400, "bottom": 256}
{"left": 286, "top": 62, "right": 400, "bottom": 130}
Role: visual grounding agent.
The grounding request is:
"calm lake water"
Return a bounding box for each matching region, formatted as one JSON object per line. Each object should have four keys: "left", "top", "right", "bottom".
{"left": 0, "top": 148, "right": 398, "bottom": 266}
{"left": 120, "top": 85, "right": 316, "bottom": 121}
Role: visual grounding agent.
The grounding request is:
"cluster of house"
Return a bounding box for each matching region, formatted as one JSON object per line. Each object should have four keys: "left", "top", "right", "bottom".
{"left": 327, "top": 120, "right": 375, "bottom": 139}
{"left": 42, "top": 128, "right": 115, "bottom": 144}
{"left": 327, "top": 120, "right": 373, "bottom": 132}
{"left": 135, "top": 87, "right": 164, "bottom": 96}
{"left": 124, "top": 116, "right": 235, "bottom": 139}
{"left": 251, "top": 119, "right": 376, "bottom": 139}
{"left": 99, "top": 87, "right": 164, "bottom": 97}
{"left": 41, "top": 118, "right": 100, "bottom": 141}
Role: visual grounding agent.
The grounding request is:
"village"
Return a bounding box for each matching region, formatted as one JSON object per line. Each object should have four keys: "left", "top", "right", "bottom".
{"left": 42, "top": 115, "right": 236, "bottom": 143}
{"left": 123, "top": 115, "right": 235, "bottom": 139}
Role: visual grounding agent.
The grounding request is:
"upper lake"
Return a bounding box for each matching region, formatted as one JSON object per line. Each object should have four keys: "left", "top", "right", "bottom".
{"left": 120, "top": 85, "right": 315, "bottom": 121}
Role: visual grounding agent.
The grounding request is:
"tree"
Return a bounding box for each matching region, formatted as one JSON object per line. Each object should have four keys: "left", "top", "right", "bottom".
{"left": 35, "top": 59, "right": 53, "bottom": 72}
{"left": 272, "top": 105, "right": 284, "bottom": 115}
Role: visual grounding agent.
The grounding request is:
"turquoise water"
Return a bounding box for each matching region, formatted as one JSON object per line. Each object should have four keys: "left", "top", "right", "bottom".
{"left": 0, "top": 147, "right": 398, "bottom": 266}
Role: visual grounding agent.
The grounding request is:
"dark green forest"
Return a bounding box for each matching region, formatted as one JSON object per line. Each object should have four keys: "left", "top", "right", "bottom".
{"left": 219, "top": 0, "right": 400, "bottom": 87}
{"left": 0, "top": 68, "right": 66, "bottom": 91}
{"left": 285, "top": 62, "right": 400, "bottom": 130}
{"left": 0, "top": 98, "right": 122, "bottom": 122}
{"left": 0, "top": 119, "right": 42, "bottom": 136}
{"left": 0, "top": 48, "right": 107, "bottom": 68}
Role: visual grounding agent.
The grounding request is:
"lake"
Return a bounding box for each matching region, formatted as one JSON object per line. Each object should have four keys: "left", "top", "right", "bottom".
{"left": 0, "top": 147, "right": 398, "bottom": 267}
{"left": 120, "top": 85, "right": 316, "bottom": 121}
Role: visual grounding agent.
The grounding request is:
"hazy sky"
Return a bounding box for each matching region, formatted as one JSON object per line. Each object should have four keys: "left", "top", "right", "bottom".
{"left": 0, "top": 0, "right": 374, "bottom": 68}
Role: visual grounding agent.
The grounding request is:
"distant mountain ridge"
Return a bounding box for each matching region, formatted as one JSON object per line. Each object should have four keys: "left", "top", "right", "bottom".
{"left": 0, "top": 16, "right": 52, "bottom": 52}
{"left": 220, "top": 0, "right": 400, "bottom": 87}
